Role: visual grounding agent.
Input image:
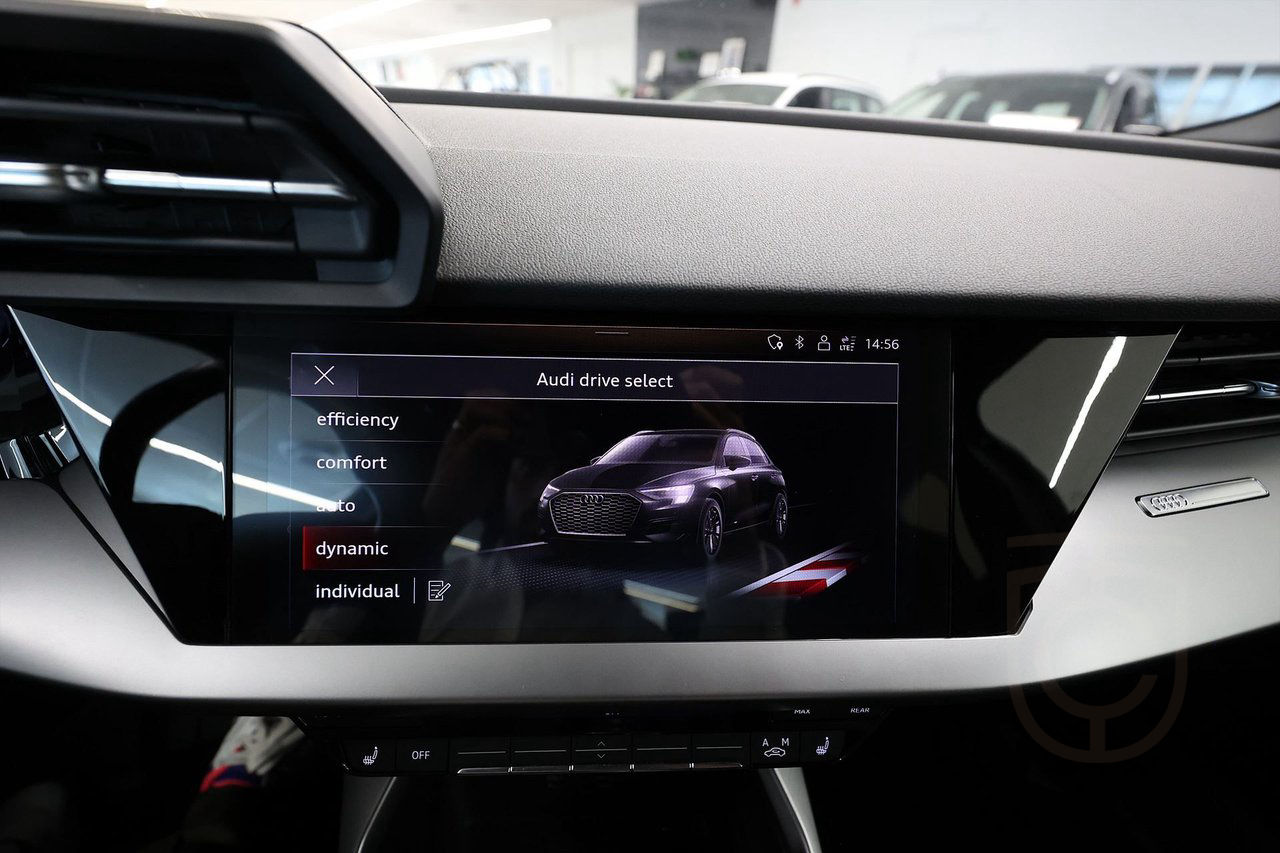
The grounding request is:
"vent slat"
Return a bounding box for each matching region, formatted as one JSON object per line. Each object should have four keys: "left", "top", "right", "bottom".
{"left": 0, "top": 93, "right": 380, "bottom": 278}
{"left": 1125, "top": 326, "right": 1280, "bottom": 446}
{"left": 0, "top": 229, "right": 296, "bottom": 254}
{"left": 0, "top": 1, "right": 436, "bottom": 305}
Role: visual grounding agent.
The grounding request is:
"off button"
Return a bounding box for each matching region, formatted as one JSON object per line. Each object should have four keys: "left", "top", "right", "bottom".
{"left": 397, "top": 738, "right": 448, "bottom": 773}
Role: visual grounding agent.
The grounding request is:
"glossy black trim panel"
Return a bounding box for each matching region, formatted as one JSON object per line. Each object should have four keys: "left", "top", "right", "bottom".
{"left": 950, "top": 332, "right": 1177, "bottom": 635}
{"left": 12, "top": 308, "right": 230, "bottom": 641}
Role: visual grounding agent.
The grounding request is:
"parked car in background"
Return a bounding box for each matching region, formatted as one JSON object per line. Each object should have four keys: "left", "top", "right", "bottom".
{"left": 439, "top": 59, "right": 527, "bottom": 93}
{"left": 673, "top": 72, "right": 884, "bottom": 113}
{"left": 1124, "top": 63, "right": 1280, "bottom": 131}
{"left": 885, "top": 70, "right": 1161, "bottom": 132}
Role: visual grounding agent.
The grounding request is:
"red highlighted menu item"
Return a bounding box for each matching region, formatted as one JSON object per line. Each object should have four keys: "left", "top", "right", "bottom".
{"left": 302, "top": 526, "right": 433, "bottom": 571}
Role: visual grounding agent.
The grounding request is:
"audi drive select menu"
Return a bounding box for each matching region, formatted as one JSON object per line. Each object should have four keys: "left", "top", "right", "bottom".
{"left": 232, "top": 322, "right": 941, "bottom": 643}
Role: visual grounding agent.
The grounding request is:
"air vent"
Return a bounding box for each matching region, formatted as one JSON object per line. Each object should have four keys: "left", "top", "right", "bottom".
{"left": 1125, "top": 325, "right": 1280, "bottom": 445}
{"left": 0, "top": 2, "right": 440, "bottom": 308}
{"left": 0, "top": 98, "right": 382, "bottom": 281}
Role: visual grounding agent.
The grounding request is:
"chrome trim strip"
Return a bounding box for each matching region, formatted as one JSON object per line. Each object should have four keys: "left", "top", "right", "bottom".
{"left": 0, "top": 161, "right": 97, "bottom": 194}
{"left": 1144, "top": 383, "right": 1255, "bottom": 403}
{"left": 3, "top": 163, "right": 353, "bottom": 201}
{"left": 0, "top": 165, "right": 364, "bottom": 204}
{"left": 102, "top": 168, "right": 273, "bottom": 196}
{"left": 273, "top": 180, "right": 356, "bottom": 202}
{"left": 762, "top": 767, "right": 822, "bottom": 853}
{"left": 551, "top": 530, "right": 630, "bottom": 538}
{"left": 0, "top": 160, "right": 62, "bottom": 188}
{"left": 1137, "top": 477, "right": 1269, "bottom": 517}
{"left": 4, "top": 439, "right": 30, "bottom": 478}
{"left": 0, "top": 442, "right": 19, "bottom": 479}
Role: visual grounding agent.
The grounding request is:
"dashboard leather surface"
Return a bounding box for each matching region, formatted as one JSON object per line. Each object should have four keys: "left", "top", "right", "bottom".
{"left": 396, "top": 102, "right": 1280, "bottom": 319}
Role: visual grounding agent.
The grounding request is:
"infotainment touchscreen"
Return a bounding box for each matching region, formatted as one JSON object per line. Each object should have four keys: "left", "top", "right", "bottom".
{"left": 231, "top": 322, "right": 950, "bottom": 643}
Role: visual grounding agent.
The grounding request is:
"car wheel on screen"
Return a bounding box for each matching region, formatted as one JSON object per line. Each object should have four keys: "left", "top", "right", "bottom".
{"left": 698, "top": 497, "right": 724, "bottom": 561}
{"left": 771, "top": 493, "right": 788, "bottom": 542}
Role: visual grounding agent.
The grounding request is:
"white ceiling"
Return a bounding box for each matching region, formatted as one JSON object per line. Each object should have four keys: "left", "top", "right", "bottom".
{"left": 90, "top": 0, "right": 644, "bottom": 51}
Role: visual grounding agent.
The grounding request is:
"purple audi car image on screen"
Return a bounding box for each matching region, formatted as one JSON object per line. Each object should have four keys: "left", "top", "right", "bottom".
{"left": 538, "top": 429, "right": 788, "bottom": 560}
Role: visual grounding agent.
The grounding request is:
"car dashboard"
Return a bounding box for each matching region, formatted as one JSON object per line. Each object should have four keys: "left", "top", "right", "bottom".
{"left": 0, "top": 3, "right": 1277, "bottom": 850}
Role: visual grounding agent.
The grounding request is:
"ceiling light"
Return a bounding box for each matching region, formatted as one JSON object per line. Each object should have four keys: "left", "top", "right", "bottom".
{"left": 344, "top": 18, "right": 552, "bottom": 61}
{"left": 306, "top": 0, "right": 425, "bottom": 33}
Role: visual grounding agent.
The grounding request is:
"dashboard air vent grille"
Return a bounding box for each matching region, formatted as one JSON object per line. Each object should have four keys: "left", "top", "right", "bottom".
{"left": 1125, "top": 326, "right": 1280, "bottom": 445}
{"left": 0, "top": 78, "right": 388, "bottom": 281}
{"left": 0, "top": 1, "right": 441, "bottom": 306}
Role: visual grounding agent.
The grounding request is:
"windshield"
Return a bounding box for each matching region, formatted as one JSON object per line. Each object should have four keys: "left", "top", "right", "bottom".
{"left": 886, "top": 77, "right": 1111, "bottom": 130}
{"left": 673, "top": 83, "right": 786, "bottom": 105}
{"left": 598, "top": 434, "right": 718, "bottom": 465}
{"left": 89, "top": 0, "right": 1280, "bottom": 144}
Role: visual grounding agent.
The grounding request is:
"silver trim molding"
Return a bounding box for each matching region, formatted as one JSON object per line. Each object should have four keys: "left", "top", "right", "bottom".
{"left": 2, "top": 161, "right": 356, "bottom": 206}
{"left": 1143, "top": 383, "right": 1256, "bottom": 403}
{"left": 1, "top": 437, "right": 1278, "bottom": 702}
{"left": 102, "top": 168, "right": 274, "bottom": 197}
{"left": 762, "top": 767, "right": 822, "bottom": 853}
{"left": 1137, "top": 477, "right": 1269, "bottom": 517}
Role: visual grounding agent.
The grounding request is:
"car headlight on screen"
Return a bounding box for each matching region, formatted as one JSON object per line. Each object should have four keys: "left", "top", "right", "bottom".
{"left": 639, "top": 484, "right": 695, "bottom": 505}
{"left": 540, "top": 485, "right": 560, "bottom": 503}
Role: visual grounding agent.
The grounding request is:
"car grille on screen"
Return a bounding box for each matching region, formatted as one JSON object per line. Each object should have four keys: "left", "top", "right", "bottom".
{"left": 550, "top": 492, "right": 640, "bottom": 536}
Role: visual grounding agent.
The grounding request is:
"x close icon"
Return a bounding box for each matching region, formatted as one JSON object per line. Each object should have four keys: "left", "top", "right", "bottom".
{"left": 314, "top": 365, "right": 336, "bottom": 385}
